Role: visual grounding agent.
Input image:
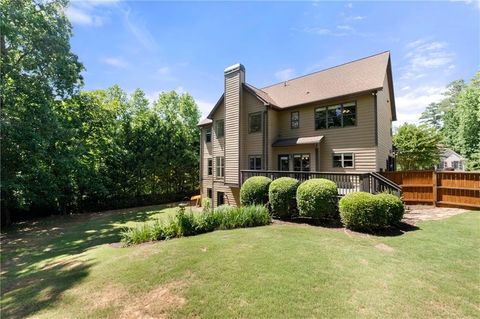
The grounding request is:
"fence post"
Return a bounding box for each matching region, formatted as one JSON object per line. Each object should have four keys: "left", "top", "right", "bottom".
{"left": 433, "top": 171, "right": 437, "bottom": 207}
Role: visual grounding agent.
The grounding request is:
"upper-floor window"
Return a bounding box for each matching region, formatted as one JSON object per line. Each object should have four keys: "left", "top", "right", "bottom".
{"left": 249, "top": 155, "right": 262, "bottom": 170}
{"left": 216, "top": 156, "right": 225, "bottom": 177}
{"left": 249, "top": 112, "right": 262, "bottom": 133}
{"left": 207, "top": 158, "right": 213, "bottom": 175}
{"left": 205, "top": 127, "right": 212, "bottom": 143}
{"left": 315, "top": 101, "right": 356, "bottom": 130}
{"left": 291, "top": 111, "right": 299, "bottom": 129}
{"left": 333, "top": 153, "right": 354, "bottom": 168}
{"left": 215, "top": 119, "right": 224, "bottom": 138}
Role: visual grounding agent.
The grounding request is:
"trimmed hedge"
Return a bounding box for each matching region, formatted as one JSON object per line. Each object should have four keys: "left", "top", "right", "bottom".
{"left": 240, "top": 176, "right": 272, "bottom": 206}
{"left": 375, "top": 193, "right": 405, "bottom": 225}
{"left": 269, "top": 177, "right": 300, "bottom": 219}
{"left": 339, "top": 192, "right": 405, "bottom": 230}
{"left": 296, "top": 178, "right": 338, "bottom": 219}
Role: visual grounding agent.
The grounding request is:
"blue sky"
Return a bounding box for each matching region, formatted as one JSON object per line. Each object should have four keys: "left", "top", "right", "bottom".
{"left": 67, "top": 0, "right": 479, "bottom": 125}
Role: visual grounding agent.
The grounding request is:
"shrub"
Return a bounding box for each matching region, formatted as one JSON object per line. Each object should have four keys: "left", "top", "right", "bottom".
{"left": 296, "top": 179, "right": 338, "bottom": 219}
{"left": 339, "top": 192, "right": 382, "bottom": 230}
{"left": 240, "top": 176, "right": 272, "bottom": 206}
{"left": 202, "top": 197, "right": 211, "bottom": 213}
{"left": 121, "top": 204, "right": 271, "bottom": 246}
{"left": 375, "top": 193, "right": 405, "bottom": 225}
{"left": 269, "top": 177, "right": 300, "bottom": 219}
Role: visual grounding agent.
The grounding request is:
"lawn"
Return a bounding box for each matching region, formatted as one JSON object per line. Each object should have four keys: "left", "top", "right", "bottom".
{"left": 1, "top": 205, "right": 479, "bottom": 318}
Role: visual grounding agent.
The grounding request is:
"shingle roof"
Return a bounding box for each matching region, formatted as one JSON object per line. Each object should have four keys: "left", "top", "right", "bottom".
{"left": 261, "top": 51, "right": 391, "bottom": 109}
{"left": 198, "top": 51, "right": 396, "bottom": 126}
{"left": 198, "top": 118, "right": 212, "bottom": 126}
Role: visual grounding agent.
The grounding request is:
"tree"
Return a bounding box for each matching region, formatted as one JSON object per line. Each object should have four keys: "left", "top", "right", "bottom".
{"left": 420, "top": 102, "right": 443, "bottom": 129}
{"left": 1, "top": 0, "right": 83, "bottom": 225}
{"left": 393, "top": 124, "right": 443, "bottom": 170}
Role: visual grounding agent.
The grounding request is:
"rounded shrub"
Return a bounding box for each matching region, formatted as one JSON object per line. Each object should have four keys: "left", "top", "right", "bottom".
{"left": 240, "top": 176, "right": 272, "bottom": 206}
{"left": 296, "top": 178, "right": 338, "bottom": 219}
{"left": 375, "top": 193, "right": 405, "bottom": 225}
{"left": 268, "top": 177, "right": 300, "bottom": 219}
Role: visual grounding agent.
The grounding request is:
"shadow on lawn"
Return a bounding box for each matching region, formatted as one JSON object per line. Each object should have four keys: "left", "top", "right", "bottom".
{"left": 0, "top": 204, "right": 175, "bottom": 318}
{"left": 280, "top": 217, "right": 420, "bottom": 237}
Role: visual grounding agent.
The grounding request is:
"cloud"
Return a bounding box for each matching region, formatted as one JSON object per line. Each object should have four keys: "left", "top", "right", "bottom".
{"left": 274, "top": 68, "right": 296, "bottom": 81}
{"left": 122, "top": 9, "right": 159, "bottom": 51}
{"left": 102, "top": 57, "right": 128, "bottom": 68}
{"left": 157, "top": 67, "right": 170, "bottom": 75}
{"left": 346, "top": 3, "right": 353, "bottom": 8}
{"left": 196, "top": 100, "right": 215, "bottom": 117}
{"left": 66, "top": 5, "right": 105, "bottom": 27}
{"left": 451, "top": 0, "right": 480, "bottom": 10}
{"left": 404, "top": 39, "right": 454, "bottom": 70}
{"left": 395, "top": 86, "right": 445, "bottom": 126}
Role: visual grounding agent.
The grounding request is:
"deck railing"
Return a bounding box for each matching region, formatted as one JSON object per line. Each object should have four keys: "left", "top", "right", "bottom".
{"left": 240, "top": 170, "right": 402, "bottom": 196}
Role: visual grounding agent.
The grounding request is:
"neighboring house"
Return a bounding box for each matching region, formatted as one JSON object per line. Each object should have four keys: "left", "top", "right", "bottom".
{"left": 198, "top": 51, "right": 396, "bottom": 207}
{"left": 437, "top": 149, "right": 466, "bottom": 171}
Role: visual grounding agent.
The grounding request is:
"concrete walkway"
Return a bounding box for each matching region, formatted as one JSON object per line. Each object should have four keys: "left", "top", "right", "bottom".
{"left": 403, "top": 205, "right": 469, "bottom": 223}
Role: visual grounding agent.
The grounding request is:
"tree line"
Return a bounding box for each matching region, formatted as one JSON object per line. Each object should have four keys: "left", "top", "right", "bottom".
{"left": 393, "top": 73, "right": 480, "bottom": 171}
{"left": 1, "top": 0, "right": 200, "bottom": 225}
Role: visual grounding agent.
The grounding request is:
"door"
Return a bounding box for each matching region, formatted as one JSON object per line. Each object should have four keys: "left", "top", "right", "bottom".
{"left": 217, "top": 192, "right": 225, "bottom": 206}
{"left": 293, "top": 154, "right": 310, "bottom": 181}
{"left": 278, "top": 155, "right": 289, "bottom": 171}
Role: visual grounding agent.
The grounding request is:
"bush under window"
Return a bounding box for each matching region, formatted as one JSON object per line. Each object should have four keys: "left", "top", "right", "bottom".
{"left": 296, "top": 178, "right": 338, "bottom": 219}
{"left": 240, "top": 176, "right": 272, "bottom": 206}
{"left": 269, "top": 177, "right": 300, "bottom": 219}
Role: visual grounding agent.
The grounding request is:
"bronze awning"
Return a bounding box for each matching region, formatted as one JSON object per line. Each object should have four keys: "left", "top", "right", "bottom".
{"left": 272, "top": 136, "right": 324, "bottom": 147}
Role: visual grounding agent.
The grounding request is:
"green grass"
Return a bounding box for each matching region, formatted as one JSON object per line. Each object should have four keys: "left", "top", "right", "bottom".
{"left": 1, "top": 205, "right": 479, "bottom": 318}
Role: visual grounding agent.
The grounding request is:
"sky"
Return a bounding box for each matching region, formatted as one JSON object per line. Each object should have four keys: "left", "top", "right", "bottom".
{"left": 67, "top": 0, "right": 480, "bottom": 126}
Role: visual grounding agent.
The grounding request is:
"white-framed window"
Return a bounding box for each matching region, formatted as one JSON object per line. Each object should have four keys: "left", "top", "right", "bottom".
{"left": 207, "top": 158, "right": 213, "bottom": 175}
{"left": 215, "top": 156, "right": 225, "bottom": 177}
{"left": 249, "top": 155, "right": 262, "bottom": 170}
{"left": 333, "top": 153, "right": 354, "bottom": 168}
{"left": 249, "top": 112, "right": 262, "bottom": 133}
{"left": 215, "top": 119, "right": 224, "bottom": 138}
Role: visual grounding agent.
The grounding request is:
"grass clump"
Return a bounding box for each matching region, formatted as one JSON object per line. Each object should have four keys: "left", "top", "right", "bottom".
{"left": 121, "top": 205, "right": 270, "bottom": 246}
{"left": 240, "top": 176, "right": 272, "bottom": 206}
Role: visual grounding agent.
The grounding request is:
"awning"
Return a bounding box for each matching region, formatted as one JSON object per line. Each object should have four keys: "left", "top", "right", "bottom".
{"left": 272, "top": 136, "right": 324, "bottom": 147}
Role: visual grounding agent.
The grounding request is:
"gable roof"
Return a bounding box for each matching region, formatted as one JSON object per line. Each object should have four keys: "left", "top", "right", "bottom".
{"left": 198, "top": 51, "right": 396, "bottom": 126}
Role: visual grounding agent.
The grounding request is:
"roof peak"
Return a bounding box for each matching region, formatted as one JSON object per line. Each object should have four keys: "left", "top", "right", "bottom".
{"left": 262, "top": 51, "right": 390, "bottom": 90}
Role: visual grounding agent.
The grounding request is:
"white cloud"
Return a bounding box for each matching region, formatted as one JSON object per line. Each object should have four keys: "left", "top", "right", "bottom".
{"left": 157, "top": 67, "right": 170, "bottom": 75}
{"left": 66, "top": 6, "right": 105, "bottom": 27}
{"left": 395, "top": 86, "right": 445, "bottom": 126}
{"left": 346, "top": 3, "right": 353, "bottom": 8}
{"left": 102, "top": 57, "right": 128, "bottom": 68}
{"left": 196, "top": 100, "right": 215, "bottom": 117}
{"left": 274, "top": 68, "right": 296, "bottom": 81}
{"left": 122, "top": 9, "right": 159, "bottom": 51}
{"left": 404, "top": 39, "right": 454, "bottom": 70}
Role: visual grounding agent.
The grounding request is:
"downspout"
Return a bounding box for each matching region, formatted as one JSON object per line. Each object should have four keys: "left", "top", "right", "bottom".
{"left": 264, "top": 107, "right": 268, "bottom": 169}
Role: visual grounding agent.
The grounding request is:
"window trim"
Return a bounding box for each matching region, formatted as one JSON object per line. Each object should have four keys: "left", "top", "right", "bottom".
{"left": 248, "top": 112, "right": 262, "bottom": 134}
{"left": 292, "top": 153, "right": 311, "bottom": 172}
{"left": 332, "top": 153, "right": 355, "bottom": 169}
{"left": 314, "top": 100, "right": 357, "bottom": 131}
{"left": 215, "top": 156, "right": 225, "bottom": 178}
{"left": 249, "top": 155, "right": 262, "bottom": 170}
{"left": 215, "top": 119, "right": 225, "bottom": 138}
{"left": 205, "top": 127, "right": 212, "bottom": 143}
{"left": 291, "top": 111, "right": 300, "bottom": 129}
{"left": 207, "top": 158, "right": 213, "bottom": 176}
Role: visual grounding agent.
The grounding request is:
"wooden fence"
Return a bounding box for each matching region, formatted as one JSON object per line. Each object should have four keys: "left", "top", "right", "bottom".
{"left": 380, "top": 171, "right": 480, "bottom": 209}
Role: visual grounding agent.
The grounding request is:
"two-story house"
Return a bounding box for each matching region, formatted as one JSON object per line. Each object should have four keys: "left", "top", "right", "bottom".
{"left": 198, "top": 51, "right": 396, "bottom": 207}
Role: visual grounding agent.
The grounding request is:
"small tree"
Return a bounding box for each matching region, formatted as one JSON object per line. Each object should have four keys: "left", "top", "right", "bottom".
{"left": 393, "top": 124, "right": 443, "bottom": 170}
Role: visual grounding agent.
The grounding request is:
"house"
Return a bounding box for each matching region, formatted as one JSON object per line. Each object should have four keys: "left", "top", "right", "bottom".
{"left": 437, "top": 148, "right": 466, "bottom": 171}
{"left": 198, "top": 51, "right": 396, "bottom": 207}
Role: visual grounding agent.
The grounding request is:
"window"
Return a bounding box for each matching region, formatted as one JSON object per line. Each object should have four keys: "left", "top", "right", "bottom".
{"left": 217, "top": 192, "right": 225, "bottom": 206}
{"left": 249, "top": 155, "right": 262, "bottom": 170}
{"left": 207, "top": 188, "right": 212, "bottom": 199}
{"left": 278, "top": 155, "right": 289, "bottom": 171}
{"left": 215, "top": 156, "right": 225, "bottom": 177}
{"left": 215, "top": 119, "right": 224, "bottom": 138}
{"left": 315, "top": 101, "right": 356, "bottom": 130}
{"left": 207, "top": 158, "right": 213, "bottom": 175}
{"left": 291, "top": 111, "right": 299, "bottom": 129}
{"left": 333, "top": 153, "right": 354, "bottom": 168}
{"left": 293, "top": 154, "right": 310, "bottom": 171}
{"left": 205, "top": 127, "right": 212, "bottom": 143}
{"left": 249, "top": 112, "right": 262, "bottom": 133}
